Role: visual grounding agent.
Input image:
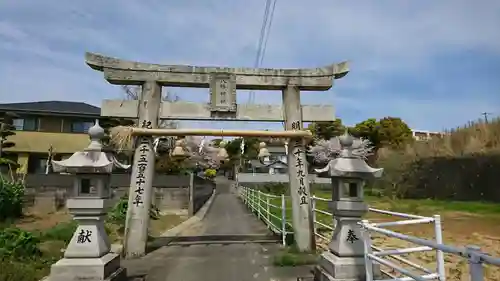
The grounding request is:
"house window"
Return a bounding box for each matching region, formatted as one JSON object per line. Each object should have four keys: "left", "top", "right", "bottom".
{"left": 29, "top": 157, "right": 48, "bottom": 174}
{"left": 12, "top": 118, "right": 38, "bottom": 131}
{"left": 71, "top": 121, "right": 94, "bottom": 133}
{"left": 12, "top": 119, "right": 23, "bottom": 130}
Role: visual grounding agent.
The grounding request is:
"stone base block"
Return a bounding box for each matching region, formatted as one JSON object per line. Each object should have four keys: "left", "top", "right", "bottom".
{"left": 314, "top": 251, "right": 380, "bottom": 281}
{"left": 47, "top": 253, "right": 126, "bottom": 281}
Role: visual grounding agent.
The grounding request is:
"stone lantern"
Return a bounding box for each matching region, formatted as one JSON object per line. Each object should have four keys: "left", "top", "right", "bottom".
{"left": 216, "top": 141, "right": 229, "bottom": 162}
{"left": 257, "top": 142, "right": 270, "bottom": 164}
{"left": 47, "top": 120, "right": 130, "bottom": 281}
{"left": 314, "top": 132, "right": 383, "bottom": 281}
{"left": 170, "top": 139, "right": 189, "bottom": 161}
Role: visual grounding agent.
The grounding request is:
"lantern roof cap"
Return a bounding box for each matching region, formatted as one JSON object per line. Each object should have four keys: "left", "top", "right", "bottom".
{"left": 52, "top": 120, "right": 130, "bottom": 173}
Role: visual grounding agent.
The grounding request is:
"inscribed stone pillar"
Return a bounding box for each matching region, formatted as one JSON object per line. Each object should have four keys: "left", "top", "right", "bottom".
{"left": 123, "top": 80, "right": 162, "bottom": 258}
{"left": 282, "top": 84, "right": 314, "bottom": 252}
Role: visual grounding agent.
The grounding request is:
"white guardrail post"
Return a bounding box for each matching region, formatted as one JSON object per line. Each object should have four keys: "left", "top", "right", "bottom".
{"left": 433, "top": 214, "right": 446, "bottom": 281}
{"left": 266, "top": 196, "right": 271, "bottom": 225}
{"left": 311, "top": 196, "right": 317, "bottom": 235}
{"left": 257, "top": 191, "right": 261, "bottom": 219}
{"left": 248, "top": 188, "right": 251, "bottom": 208}
{"left": 251, "top": 188, "right": 255, "bottom": 211}
{"left": 361, "top": 220, "right": 375, "bottom": 281}
{"left": 281, "top": 193, "right": 286, "bottom": 246}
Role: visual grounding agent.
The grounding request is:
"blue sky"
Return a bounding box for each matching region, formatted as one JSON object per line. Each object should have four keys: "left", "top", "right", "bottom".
{"left": 0, "top": 0, "right": 499, "bottom": 133}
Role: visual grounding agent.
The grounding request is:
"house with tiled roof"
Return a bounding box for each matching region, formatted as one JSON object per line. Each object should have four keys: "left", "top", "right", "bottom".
{"left": 0, "top": 101, "right": 101, "bottom": 173}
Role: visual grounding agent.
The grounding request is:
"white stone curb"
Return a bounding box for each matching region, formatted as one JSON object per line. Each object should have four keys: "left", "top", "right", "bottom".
{"left": 160, "top": 188, "right": 216, "bottom": 237}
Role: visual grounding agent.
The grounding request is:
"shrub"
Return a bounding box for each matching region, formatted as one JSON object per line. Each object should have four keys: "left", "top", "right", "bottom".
{"left": 0, "top": 227, "right": 42, "bottom": 260}
{"left": 375, "top": 118, "right": 500, "bottom": 201}
{"left": 204, "top": 168, "right": 217, "bottom": 179}
{"left": 0, "top": 258, "right": 51, "bottom": 281}
{"left": 107, "top": 196, "right": 160, "bottom": 230}
{"left": 107, "top": 196, "right": 128, "bottom": 225}
{"left": 261, "top": 182, "right": 287, "bottom": 195}
{"left": 41, "top": 221, "right": 78, "bottom": 243}
{"left": 0, "top": 178, "right": 25, "bottom": 221}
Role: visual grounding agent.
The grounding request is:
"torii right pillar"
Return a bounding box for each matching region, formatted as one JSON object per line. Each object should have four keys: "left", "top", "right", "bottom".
{"left": 283, "top": 84, "right": 315, "bottom": 252}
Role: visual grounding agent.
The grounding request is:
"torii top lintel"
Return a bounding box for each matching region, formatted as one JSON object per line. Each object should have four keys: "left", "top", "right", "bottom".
{"left": 85, "top": 52, "right": 349, "bottom": 91}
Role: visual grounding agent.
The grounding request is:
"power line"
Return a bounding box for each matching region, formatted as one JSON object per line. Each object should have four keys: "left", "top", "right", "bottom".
{"left": 249, "top": 0, "right": 272, "bottom": 104}
{"left": 258, "top": 0, "right": 277, "bottom": 68}
{"left": 253, "top": 0, "right": 272, "bottom": 69}
{"left": 248, "top": 0, "right": 277, "bottom": 104}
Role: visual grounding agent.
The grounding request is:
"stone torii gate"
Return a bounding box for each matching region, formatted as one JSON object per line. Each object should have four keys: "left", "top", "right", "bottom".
{"left": 85, "top": 52, "right": 349, "bottom": 258}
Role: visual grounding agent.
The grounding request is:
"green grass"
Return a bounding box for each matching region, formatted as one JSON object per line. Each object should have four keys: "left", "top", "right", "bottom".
{"left": 309, "top": 190, "right": 500, "bottom": 216}
{"left": 242, "top": 188, "right": 500, "bottom": 244}
{"left": 0, "top": 212, "right": 186, "bottom": 281}
{"left": 368, "top": 197, "right": 500, "bottom": 216}
{"left": 272, "top": 246, "right": 318, "bottom": 267}
{"left": 0, "top": 227, "right": 65, "bottom": 281}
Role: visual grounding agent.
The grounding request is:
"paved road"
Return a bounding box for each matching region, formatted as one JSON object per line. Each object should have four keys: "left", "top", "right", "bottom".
{"left": 125, "top": 177, "right": 311, "bottom": 281}
{"left": 186, "top": 176, "right": 270, "bottom": 236}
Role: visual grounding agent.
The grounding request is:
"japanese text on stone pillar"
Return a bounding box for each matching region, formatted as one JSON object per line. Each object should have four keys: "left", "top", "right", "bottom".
{"left": 133, "top": 121, "right": 153, "bottom": 207}
{"left": 292, "top": 119, "right": 308, "bottom": 205}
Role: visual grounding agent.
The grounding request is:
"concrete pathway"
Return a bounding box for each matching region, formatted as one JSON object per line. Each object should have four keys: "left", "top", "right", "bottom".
{"left": 124, "top": 177, "right": 312, "bottom": 281}
{"left": 180, "top": 176, "right": 270, "bottom": 236}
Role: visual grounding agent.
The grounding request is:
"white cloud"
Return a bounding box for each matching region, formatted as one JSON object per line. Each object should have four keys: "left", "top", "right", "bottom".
{"left": 0, "top": 0, "right": 499, "bottom": 131}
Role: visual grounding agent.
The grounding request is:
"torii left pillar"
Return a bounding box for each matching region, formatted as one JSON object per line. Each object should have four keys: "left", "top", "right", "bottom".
{"left": 123, "top": 80, "right": 162, "bottom": 258}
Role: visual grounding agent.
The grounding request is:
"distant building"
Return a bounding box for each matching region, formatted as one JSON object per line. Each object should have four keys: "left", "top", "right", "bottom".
{"left": 0, "top": 101, "right": 101, "bottom": 173}
{"left": 241, "top": 137, "right": 287, "bottom": 174}
{"left": 411, "top": 129, "right": 445, "bottom": 141}
{"left": 247, "top": 143, "right": 288, "bottom": 174}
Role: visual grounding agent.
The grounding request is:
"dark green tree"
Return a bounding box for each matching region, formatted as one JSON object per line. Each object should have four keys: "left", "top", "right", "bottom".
{"left": 0, "top": 112, "right": 18, "bottom": 158}
{"left": 225, "top": 138, "right": 242, "bottom": 160}
{"left": 350, "top": 118, "right": 381, "bottom": 148}
{"left": 351, "top": 117, "right": 413, "bottom": 149}
{"left": 308, "top": 119, "right": 345, "bottom": 140}
{"left": 242, "top": 137, "right": 260, "bottom": 160}
{"left": 377, "top": 117, "right": 413, "bottom": 149}
{"left": 224, "top": 137, "right": 260, "bottom": 160}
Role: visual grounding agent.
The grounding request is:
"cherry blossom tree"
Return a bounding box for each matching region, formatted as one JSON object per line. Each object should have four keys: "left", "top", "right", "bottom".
{"left": 308, "top": 134, "right": 374, "bottom": 164}
{"left": 182, "top": 136, "right": 222, "bottom": 169}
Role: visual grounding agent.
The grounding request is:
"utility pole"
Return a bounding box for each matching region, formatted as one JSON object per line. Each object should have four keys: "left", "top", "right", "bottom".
{"left": 481, "top": 112, "right": 492, "bottom": 123}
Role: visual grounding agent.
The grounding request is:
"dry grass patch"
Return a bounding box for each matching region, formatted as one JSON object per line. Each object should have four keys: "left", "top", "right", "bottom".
{"left": 14, "top": 210, "right": 72, "bottom": 232}
{"left": 397, "top": 118, "right": 500, "bottom": 158}
{"left": 368, "top": 212, "right": 500, "bottom": 281}
{"left": 149, "top": 214, "right": 188, "bottom": 237}
{"left": 314, "top": 195, "right": 500, "bottom": 281}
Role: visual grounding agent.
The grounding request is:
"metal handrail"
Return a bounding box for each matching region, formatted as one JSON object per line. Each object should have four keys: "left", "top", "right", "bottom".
{"left": 237, "top": 185, "right": 500, "bottom": 281}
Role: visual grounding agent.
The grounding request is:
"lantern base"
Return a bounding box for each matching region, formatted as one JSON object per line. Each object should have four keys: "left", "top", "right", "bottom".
{"left": 314, "top": 251, "right": 380, "bottom": 281}
{"left": 47, "top": 253, "right": 126, "bottom": 281}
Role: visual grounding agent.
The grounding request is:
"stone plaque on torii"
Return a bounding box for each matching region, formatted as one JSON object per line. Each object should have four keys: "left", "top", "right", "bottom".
{"left": 85, "top": 52, "right": 349, "bottom": 258}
